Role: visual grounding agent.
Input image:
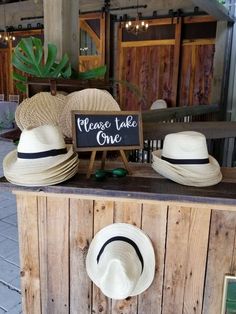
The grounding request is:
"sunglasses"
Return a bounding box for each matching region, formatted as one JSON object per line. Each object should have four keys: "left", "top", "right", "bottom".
{"left": 94, "top": 168, "right": 128, "bottom": 181}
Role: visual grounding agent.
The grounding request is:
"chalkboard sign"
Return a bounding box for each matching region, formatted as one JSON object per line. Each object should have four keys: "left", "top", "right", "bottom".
{"left": 72, "top": 111, "right": 143, "bottom": 152}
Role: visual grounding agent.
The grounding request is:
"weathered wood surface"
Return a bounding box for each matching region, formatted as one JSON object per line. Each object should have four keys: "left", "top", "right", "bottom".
{"left": 16, "top": 191, "right": 236, "bottom": 314}
{"left": 16, "top": 194, "right": 41, "bottom": 314}
{"left": 143, "top": 121, "right": 236, "bottom": 139}
{"left": 69, "top": 199, "right": 93, "bottom": 314}
{"left": 142, "top": 104, "right": 219, "bottom": 123}
{"left": 1, "top": 164, "right": 236, "bottom": 206}
{"left": 202, "top": 210, "right": 236, "bottom": 314}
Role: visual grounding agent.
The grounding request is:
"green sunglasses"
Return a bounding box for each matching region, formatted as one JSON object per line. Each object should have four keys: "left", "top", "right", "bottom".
{"left": 94, "top": 168, "right": 128, "bottom": 181}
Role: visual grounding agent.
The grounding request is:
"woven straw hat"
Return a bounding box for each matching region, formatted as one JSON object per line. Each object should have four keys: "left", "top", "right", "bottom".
{"left": 86, "top": 223, "right": 155, "bottom": 300}
{"left": 15, "top": 92, "right": 66, "bottom": 130}
{"left": 59, "top": 88, "right": 120, "bottom": 138}
{"left": 3, "top": 125, "right": 79, "bottom": 186}
{"left": 150, "top": 99, "right": 167, "bottom": 110}
{"left": 152, "top": 131, "right": 222, "bottom": 187}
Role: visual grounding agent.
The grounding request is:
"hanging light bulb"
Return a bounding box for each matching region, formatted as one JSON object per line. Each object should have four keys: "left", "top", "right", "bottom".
{"left": 0, "top": 4, "right": 16, "bottom": 44}
{"left": 125, "top": 0, "right": 149, "bottom": 35}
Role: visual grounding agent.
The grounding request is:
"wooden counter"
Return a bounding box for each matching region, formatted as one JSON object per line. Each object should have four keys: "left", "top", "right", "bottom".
{"left": 1, "top": 163, "right": 236, "bottom": 314}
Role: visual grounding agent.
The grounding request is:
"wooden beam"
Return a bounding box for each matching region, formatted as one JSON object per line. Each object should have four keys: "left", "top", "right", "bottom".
{"left": 143, "top": 121, "right": 236, "bottom": 140}
{"left": 171, "top": 17, "right": 182, "bottom": 107}
{"left": 121, "top": 39, "right": 175, "bottom": 47}
{"left": 191, "top": 0, "right": 235, "bottom": 21}
{"left": 211, "top": 21, "right": 228, "bottom": 109}
{"left": 142, "top": 104, "right": 219, "bottom": 123}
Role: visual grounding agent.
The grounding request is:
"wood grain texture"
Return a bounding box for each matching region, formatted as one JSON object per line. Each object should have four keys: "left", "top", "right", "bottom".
{"left": 182, "top": 207, "right": 211, "bottom": 314}
{"left": 120, "top": 45, "right": 174, "bottom": 110}
{"left": 16, "top": 194, "right": 41, "bottom": 314}
{"left": 46, "top": 196, "right": 70, "bottom": 314}
{"left": 69, "top": 199, "right": 93, "bottom": 314}
{"left": 138, "top": 203, "right": 168, "bottom": 314}
{"left": 202, "top": 209, "right": 236, "bottom": 314}
{"left": 162, "top": 205, "right": 191, "bottom": 314}
{"left": 92, "top": 200, "right": 114, "bottom": 314}
{"left": 37, "top": 196, "right": 48, "bottom": 314}
{"left": 112, "top": 201, "right": 142, "bottom": 314}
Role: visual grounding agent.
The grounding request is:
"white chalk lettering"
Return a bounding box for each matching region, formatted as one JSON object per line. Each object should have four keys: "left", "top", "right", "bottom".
{"left": 77, "top": 117, "right": 111, "bottom": 133}
{"left": 96, "top": 131, "right": 122, "bottom": 146}
{"left": 115, "top": 115, "right": 137, "bottom": 131}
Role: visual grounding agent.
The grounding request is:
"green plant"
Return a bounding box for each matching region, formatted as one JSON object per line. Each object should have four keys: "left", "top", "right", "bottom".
{"left": 12, "top": 37, "right": 71, "bottom": 93}
{"left": 12, "top": 36, "right": 107, "bottom": 93}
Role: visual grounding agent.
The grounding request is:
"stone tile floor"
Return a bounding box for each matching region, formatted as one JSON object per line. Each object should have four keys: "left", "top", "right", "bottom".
{"left": 0, "top": 134, "right": 22, "bottom": 313}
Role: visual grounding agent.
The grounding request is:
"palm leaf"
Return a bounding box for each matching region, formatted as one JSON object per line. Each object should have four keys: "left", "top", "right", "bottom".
{"left": 15, "top": 81, "right": 27, "bottom": 93}
{"left": 42, "top": 43, "right": 58, "bottom": 76}
{"left": 50, "top": 53, "right": 70, "bottom": 77}
{"left": 13, "top": 72, "right": 27, "bottom": 82}
{"left": 78, "top": 65, "right": 106, "bottom": 79}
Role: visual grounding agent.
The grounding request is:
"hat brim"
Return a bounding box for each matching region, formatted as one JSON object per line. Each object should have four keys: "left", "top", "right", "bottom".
{"left": 5, "top": 161, "right": 79, "bottom": 186}
{"left": 3, "top": 145, "right": 75, "bottom": 176}
{"left": 86, "top": 223, "right": 155, "bottom": 298}
{"left": 152, "top": 150, "right": 222, "bottom": 187}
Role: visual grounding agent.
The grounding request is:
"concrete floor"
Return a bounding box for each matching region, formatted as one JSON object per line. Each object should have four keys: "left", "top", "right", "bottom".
{"left": 0, "top": 135, "right": 22, "bottom": 313}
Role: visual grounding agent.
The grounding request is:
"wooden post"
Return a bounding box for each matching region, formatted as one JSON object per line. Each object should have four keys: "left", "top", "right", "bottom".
{"left": 43, "top": 0, "right": 79, "bottom": 69}
{"left": 171, "top": 17, "right": 182, "bottom": 107}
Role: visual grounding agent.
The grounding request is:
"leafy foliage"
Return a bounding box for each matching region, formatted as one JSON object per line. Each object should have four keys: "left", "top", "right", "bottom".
{"left": 12, "top": 37, "right": 71, "bottom": 92}
{"left": 12, "top": 36, "right": 107, "bottom": 93}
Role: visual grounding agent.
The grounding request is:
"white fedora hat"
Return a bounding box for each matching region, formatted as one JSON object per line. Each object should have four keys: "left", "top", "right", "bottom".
{"left": 152, "top": 131, "right": 222, "bottom": 187}
{"left": 150, "top": 99, "right": 167, "bottom": 110}
{"left": 86, "top": 223, "right": 155, "bottom": 300}
{"left": 3, "top": 124, "right": 79, "bottom": 186}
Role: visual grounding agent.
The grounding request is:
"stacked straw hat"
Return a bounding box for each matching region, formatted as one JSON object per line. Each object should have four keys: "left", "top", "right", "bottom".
{"left": 86, "top": 223, "right": 155, "bottom": 300}
{"left": 15, "top": 92, "right": 66, "bottom": 130}
{"left": 152, "top": 131, "right": 222, "bottom": 187}
{"left": 59, "top": 88, "right": 121, "bottom": 138}
{"left": 3, "top": 125, "right": 79, "bottom": 186}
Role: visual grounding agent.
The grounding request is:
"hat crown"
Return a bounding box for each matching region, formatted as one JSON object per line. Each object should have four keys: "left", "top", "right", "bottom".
{"left": 98, "top": 242, "right": 142, "bottom": 299}
{"left": 162, "top": 131, "right": 208, "bottom": 160}
{"left": 18, "top": 125, "right": 65, "bottom": 154}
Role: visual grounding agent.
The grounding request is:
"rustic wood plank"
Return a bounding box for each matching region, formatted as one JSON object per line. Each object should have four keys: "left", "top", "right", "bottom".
{"left": 183, "top": 39, "right": 215, "bottom": 46}
{"left": 121, "top": 39, "right": 175, "bottom": 48}
{"left": 189, "top": 46, "right": 196, "bottom": 106}
{"left": 183, "top": 207, "right": 211, "bottom": 314}
{"left": 143, "top": 121, "right": 236, "bottom": 140}
{"left": 171, "top": 17, "right": 182, "bottom": 107}
{"left": 162, "top": 205, "right": 191, "bottom": 314}
{"left": 16, "top": 194, "right": 41, "bottom": 314}
{"left": 202, "top": 210, "right": 236, "bottom": 314}
{"left": 70, "top": 199, "right": 93, "bottom": 314}
{"left": 183, "top": 16, "right": 216, "bottom": 24}
{"left": 211, "top": 21, "right": 228, "bottom": 108}
{"left": 112, "top": 201, "right": 142, "bottom": 314}
{"left": 138, "top": 203, "right": 168, "bottom": 313}
{"left": 142, "top": 104, "right": 219, "bottom": 123}
{"left": 46, "top": 196, "right": 69, "bottom": 314}
{"left": 92, "top": 200, "right": 114, "bottom": 314}
{"left": 37, "top": 196, "right": 48, "bottom": 314}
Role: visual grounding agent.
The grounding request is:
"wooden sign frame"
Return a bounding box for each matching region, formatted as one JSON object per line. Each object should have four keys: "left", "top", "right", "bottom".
{"left": 72, "top": 111, "right": 143, "bottom": 151}
{"left": 72, "top": 111, "right": 143, "bottom": 177}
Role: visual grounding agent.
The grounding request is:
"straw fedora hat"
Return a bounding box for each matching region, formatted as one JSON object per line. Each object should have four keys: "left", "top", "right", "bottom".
{"left": 86, "top": 223, "right": 155, "bottom": 300}
{"left": 15, "top": 92, "right": 66, "bottom": 130}
{"left": 59, "top": 88, "right": 120, "bottom": 138}
{"left": 150, "top": 99, "right": 167, "bottom": 110}
{"left": 152, "top": 131, "right": 222, "bottom": 187}
{"left": 3, "top": 124, "right": 79, "bottom": 186}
